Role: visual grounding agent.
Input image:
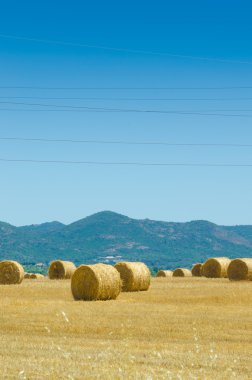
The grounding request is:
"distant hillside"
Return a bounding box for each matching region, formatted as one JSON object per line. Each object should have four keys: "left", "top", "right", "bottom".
{"left": 0, "top": 211, "right": 252, "bottom": 269}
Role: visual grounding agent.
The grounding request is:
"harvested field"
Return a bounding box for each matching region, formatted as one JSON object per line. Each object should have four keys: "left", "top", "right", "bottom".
{"left": 0, "top": 278, "right": 251, "bottom": 379}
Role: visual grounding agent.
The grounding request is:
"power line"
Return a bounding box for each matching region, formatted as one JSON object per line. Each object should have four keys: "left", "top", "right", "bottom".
{"left": 1, "top": 86, "right": 252, "bottom": 90}
{"left": 0, "top": 108, "right": 107, "bottom": 113}
{"left": 0, "top": 33, "right": 251, "bottom": 65}
{"left": 0, "top": 158, "right": 251, "bottom": 167}
{"left": 0, "top": 101, "right": 251, "bottom": 117}
{"left": 0, "top": 108, "right": 250, "bottom": 117}
{"left": 1, "top": 137, "right": 252, "bottom": 148}
{"left": 2, "top": 100, "right": 252, "bottom": 112}
{"left": 1, "top": 96, "right": 252, "bottom": 101}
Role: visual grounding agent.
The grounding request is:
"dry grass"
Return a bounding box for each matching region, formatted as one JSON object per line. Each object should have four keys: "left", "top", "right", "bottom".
{"left": 0, "top": 278, "right": 251, "bottom": 379}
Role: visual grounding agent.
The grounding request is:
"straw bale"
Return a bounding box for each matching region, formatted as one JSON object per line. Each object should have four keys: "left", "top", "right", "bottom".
{"left": 173, "top": 268, "right": 192, "bottom": 277}
{"left": 156, "top": 270, "right": 173, "bottom": 277}
{"left": 0, "top": 260, "right": 24, "bottom": 284}
{"left": 192, "top": 263, "right": 203, "bottom": 277}
{"left": 24, "top": 273, "right": 31, "bottom": 279}
{"left": 48, "top": 260, "right": 76, "bottom": 279}
{"left": 202, "top": 257, "right": 231, "bottom": 278}
{"left": 114, "top": 262, "right": 151, "bottom": 292}
{"left": 227, "top": 258, "right": 252, "bottom": 281}
{"left": 30, "top": 273, "right": 45, "bottom": 279}
{"left": 71, "top": 263, "right": 121, "bottom": 301}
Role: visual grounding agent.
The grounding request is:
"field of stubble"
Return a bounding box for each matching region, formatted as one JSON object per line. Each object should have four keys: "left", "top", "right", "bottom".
{"left": 0, "top": 277, "right": 251, "bottom": 380}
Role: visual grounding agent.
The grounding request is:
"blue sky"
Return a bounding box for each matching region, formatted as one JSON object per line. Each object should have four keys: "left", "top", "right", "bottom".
{"left": 0, "top": 1, "right": 252, "bottom": 226}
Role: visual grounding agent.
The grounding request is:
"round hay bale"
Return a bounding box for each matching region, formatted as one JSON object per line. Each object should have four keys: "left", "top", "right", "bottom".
{"left": 156, "top": 270, "right": 173, "bottom": 277}
{"left": 71, "top": 263, "right": 121, "bottom": 301}
{"left": 30, "top": 273, "right": 45, "bottom": 279}
{"left": 173, "top": 268, "right": 192, "bottom": 277}
{"left": 114, "top": 262, "right": 151, "bottom": 292}
{"left": 24, "top": 273, "right": 31, "bottom": 279}
{"left": 192, "top": 263, "right": 203, "bottom": 277}
{"left": 48, "top": 260, "right": 76, "bottom": 279}
{"left": 227, "top": 258, "right": 252, "bottom": 281}
{"left": 202, "top": 257, "right": 231, "bottom": 278}
{"left": 0, "top": 261, "right": 24, "bottom": 285}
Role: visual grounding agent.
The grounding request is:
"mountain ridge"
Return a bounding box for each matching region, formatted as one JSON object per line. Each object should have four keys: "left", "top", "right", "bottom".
{"left": 0, "top": 211, "right": 252, "bottom": 269}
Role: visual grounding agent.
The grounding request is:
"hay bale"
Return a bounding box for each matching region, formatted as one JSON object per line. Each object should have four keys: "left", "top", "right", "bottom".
{"left": 192, "top": 263, "right": 203, "bottom": 277}
{"left": 30, "top": 273, "right": 44, "bottom": 279}
{"left": 114, "top": 262, "right": 151, "bottom": 292}
{"left": 202, "top": 257, "right": 231, "bottom": 278}
{"left": 156, "top": 270, "right": 173, "bottom": 277}
{"left": 48, "top": 260, "right": 76, "bottom": 279}
{"left": 227, "top": 258, "right": 252, "bottom": 281}
{"left": 24, "top": 273, "right": 31, "bottom": 279}
{"left": 173, "top": 268, "right": 192, "bottom": 277}
{"left": 0, "top": 261, "right": 24, "bottom": 284}
{"left": 71, "top": 263, "right": 121, "bottom": 301}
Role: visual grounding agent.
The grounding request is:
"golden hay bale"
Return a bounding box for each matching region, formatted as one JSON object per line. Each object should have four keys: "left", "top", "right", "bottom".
{"left": 71, "top": 263, "right": 121, "bottom": 301}
{"left": 191, "top": 263, "right": 203, "bottom": 277}
{"left": 227, "top": 258, "right": 252, "bottom": 281}
{"left": 202, "top": 257, "right": 231, "bottom": 278}
{"left": 114, "top": 262, "right": 151, "bottom": 292}
{"left": 173, "top": 268, "right": 192, "bottom": 277}
{"left": 156, "top": 270, "right": 173, "bottom": 277}
{"left": 24, "top": 273, "right": 31, "bottom": 279}
{"left": 30, "top": 273, "right": 45, "bottom": 279}
{"left": 0, "top": 260, "right": 24, "bottom": 285}
{"left": 48, "top": 260, "right": 76, "bottom": 279}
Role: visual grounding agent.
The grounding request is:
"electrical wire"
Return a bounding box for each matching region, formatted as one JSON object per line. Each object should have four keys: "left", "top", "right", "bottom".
{"left": 0, "top": 101, "right": 251, "bottom": 117}
{"left": 1, "top": 86, "right": 252, "bottom": 90}
{"left": 0, "top": 136, "right": 251, "bottom": 147}
{"left": 0, "top": 158, "right": 251, "bottom": 167}
{"left": 0, "top": 33, "right": 251, "bottom": 65}
{"left": 1, "top": 96, "right": 252, "bottom": 101}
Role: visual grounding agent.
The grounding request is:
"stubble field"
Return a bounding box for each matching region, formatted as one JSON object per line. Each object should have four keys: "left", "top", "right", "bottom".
{"left": 0, "top": 277, "right": 251, "bottom": 379}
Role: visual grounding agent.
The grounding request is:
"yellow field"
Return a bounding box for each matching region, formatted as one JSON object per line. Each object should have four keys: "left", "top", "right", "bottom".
{"left": 0, "top": 277, "right": 251, "bottom": 379}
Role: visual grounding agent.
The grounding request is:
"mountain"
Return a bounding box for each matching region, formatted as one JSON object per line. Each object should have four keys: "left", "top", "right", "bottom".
{"left": 0, "top": 211, "right": 252, "bottom": 269}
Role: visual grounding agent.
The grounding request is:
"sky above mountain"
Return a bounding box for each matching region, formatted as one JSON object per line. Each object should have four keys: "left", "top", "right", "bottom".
{"left": 0, "top": 1, "right": 252, "bottom": 226}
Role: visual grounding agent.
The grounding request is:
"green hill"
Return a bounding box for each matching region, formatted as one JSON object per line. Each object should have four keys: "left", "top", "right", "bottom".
{"left": 0, "top": 211, "right": 252, "bottom": 270}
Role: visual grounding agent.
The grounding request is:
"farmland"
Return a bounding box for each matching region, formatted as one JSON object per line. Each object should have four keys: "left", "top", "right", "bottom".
{"left": 0, "top": 277, "right": 251, "bottom": 379}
